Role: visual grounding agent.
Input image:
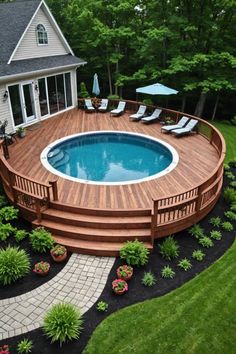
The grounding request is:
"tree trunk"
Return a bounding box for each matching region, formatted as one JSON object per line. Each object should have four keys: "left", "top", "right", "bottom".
{"left": 211, "top": 92, "right": 220, "bottom": 121}
{"left": 114, "top": 44, "right": 120, "bottom": 96}
{"left": 194, "top": 91, "right": 207, "bottom": 117}
{"left": 107, "top": 62, "right": 113, "bottom": 95}
{"left": 181, "top": 95, "right": 187, "bottom": 112}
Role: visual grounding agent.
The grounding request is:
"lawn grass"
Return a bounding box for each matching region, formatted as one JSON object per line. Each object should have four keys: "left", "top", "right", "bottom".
{"left": 212, "top": 121, "right": 236, "bottom": 163}
{"left": 84, "top": 239, "right": 236, "bottom": 354}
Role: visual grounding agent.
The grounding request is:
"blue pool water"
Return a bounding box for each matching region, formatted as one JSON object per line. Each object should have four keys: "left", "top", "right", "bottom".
{"left": 47, "top": 132, "right": 173, "bottom": 183}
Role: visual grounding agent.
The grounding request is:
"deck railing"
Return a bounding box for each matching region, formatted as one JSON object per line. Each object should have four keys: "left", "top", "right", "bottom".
{"left": 0, "top": 141, "right": 58, "bottom": 221}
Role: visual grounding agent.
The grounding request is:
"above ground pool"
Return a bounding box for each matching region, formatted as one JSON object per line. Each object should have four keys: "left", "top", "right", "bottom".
{"left": 41, "top": 131, "right": 179, "bottom": 185}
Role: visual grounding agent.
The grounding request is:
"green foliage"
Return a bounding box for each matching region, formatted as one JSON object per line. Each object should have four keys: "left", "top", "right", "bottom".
{"left": 120, "top": 239, "right": 149, "bottom": 267}
{"left": 192, "top": 249, "right": 205, "bottom": 261}
{"left": 178, "top": 258, "right": 192, "bottom": 271}
{"left": 142, "top": 98, "right": 153, "bottom": 106}
{"left": 0, "top": 195, "right": 8, "bottom": 208}
{"left": 96, "top": 301, "right": 108, "bottom": 312}
{"left": 224, "top": 164, "right": 230, "bottom": 171}
{"left": 0, "top": 223, "right": 17, "bottom": 241}
{"left": 188, "top": 224, "right": 204, "bottom": 239}
{"left": 225, "top": 171, "right": 235, "bottom": 180}
{"left": 142, "top": 271, "right": 156, "bottom": 287}
{"left": 221, "top": 221, "right": 234, "bottom": 232}
{"left": 230, "top": 181, "right": 236, "bottom": 189}
{"left": 17, "top": 338, "right": 33, "bottom": 354}
{"left": 0, "top": 246, "right": 30, "bottom": 285}
{"left": 107, "top": 95, "right": 120, "bottom": 100}
{"left": 0, "top": 206, "right": 18, "bottom": 222}
{"left": 15, "top": 230, "right": 28, "bottom": 243}
{"left": 210, "top": 230, "right": 222, "bottom": 241}
{"left": 223, "top": 187, "right": 236, "bottom": 204}
{"left": 229, "top": 159, "right": 236, "bottom": 168}
{"left": 230, "top": 204, "right": 236, "bottom": 213}
{"left": 78, "top": 82, "right": 89, "bottom": 98}
{"left": 43, "top": 303, "right": 83, "bottom": 346}
{"left": 159, "top": 236, "right": 179, "bottom": 260}
{"left": 198, "top": 236, "right": 214, "bottom": 248}
{"left": 231, "top": 116, "right": 236, "bottom": 125}
{"left": 209, "top": 217, "right": 222, "bottom": 228}
{"left": 161, "top": 265, "right": 175, "bottom": 279}
{"left": 224, "top": 211, "right": 236, "bottom": 221}
{"left": 29, "top": 227, "right": 54, "bottom": 253}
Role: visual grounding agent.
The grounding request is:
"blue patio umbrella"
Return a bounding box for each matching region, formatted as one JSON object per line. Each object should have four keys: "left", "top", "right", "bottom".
{"left": 92, "top": 73, "right": 100, "bottom": 96}
{"left": 136, "top": 83, "right": 178, "bottom": 95}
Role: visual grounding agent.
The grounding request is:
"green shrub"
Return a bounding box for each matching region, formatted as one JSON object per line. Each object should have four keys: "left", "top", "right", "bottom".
{"left": 78, "top": 82, "right": 89, "bottom": 98}
{"left": 223, "top": 187, "right": 236, "bottom": 204}
{"left": 209, "top": 216, "right": 221, "bottom": 228}
{"left": 0, "top": 246, "right": 30, "bottom": 285}
{"left": 161, "top": 265, "right": 175, "bottom": 279}
{"left": 159, "top": 236, "right": 179, "bottom": 260}
{"left": 0, "top": 206, "right": 18, "bottom": 222}
{"left": 231, "top": 116, "right": 236, "bottom": 125}
{"left": 221, "top": 221, "right": 234, "bottom": 232}
{"left": 210, "top": 230, "right": 222, "bottom": 240}
{"left": 224, "top": 211, "right": 236, "bottom": 220}
{"left": 230, "top": 204, "right": 236, "bottom": 213}
{"left": 120, "top": 239, "right": 149, "bottom": 266}
{"left": 142, "top": 271, "right": 156, "bottom": 287}
{"left": 17, "top": 338, "right": 33, "bottom": 354}
{"left": 192, "top": 249, "right": 205, "bottom": 261}
{"left": 29, "top": 227, "right": 54, "bottom": 253}
{"left": 198, "top": 236, "right": 214, "bottom": 248}
{"left": 188, "top": 224, "right": 204, "bottom": 239}
{"left": 225, "top": 171, "right": 235, "bottom": 181}
{"left": 43, "top": 303, "right": 83, "bottom": 346}
{"left": 224, "top": 163, "right": 230, "bottom": 171}
{"left": 178, "top": 258, "right": 192, "bottom": 271}
{"left": 229, "top": 158, "right": 236, "bottom": 168}
{"left": 96, "top": 301, "right": 108, "bottom": 312}
{"left": 107, "top": 94, "right": 120, "bottom": 100}
{"left": 230, "top": 181, "right": 236, "bottom": 189}
{"left": 0, "top": 195, "right": 8, "bottom": 208}
{"left": 15, "top": 230, "right": 28, "bottom": 243}
{"left": 0, "top": 223, "right": 17, "bottom": 241}
{"left": 142, "top": 98, "right": 153, "bottom": 106}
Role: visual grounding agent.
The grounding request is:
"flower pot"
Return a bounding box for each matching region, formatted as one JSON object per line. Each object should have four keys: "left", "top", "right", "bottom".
{"left": 113, "top": 288, "right": 127, "bottom": 295}
{"left": 35, "top": 269, "right": 50, "bottom": 276}
{"left": 50, "top": 249, "right": 67, "bottom": 262}
{"left": 116, "top": 265, "right": 133, "bottom": 281}
{"left": 112, "top": 279, "right": 128, "bottom": 295}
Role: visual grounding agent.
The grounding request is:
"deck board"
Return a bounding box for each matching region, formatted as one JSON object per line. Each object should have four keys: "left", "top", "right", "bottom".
{"left": 8, "top": 108, "right": 219, "bottom": 210}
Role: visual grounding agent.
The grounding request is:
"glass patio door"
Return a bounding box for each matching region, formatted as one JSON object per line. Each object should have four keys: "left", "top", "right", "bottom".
{"left": 21, "top": 83, "right": 36, "bottom": 123}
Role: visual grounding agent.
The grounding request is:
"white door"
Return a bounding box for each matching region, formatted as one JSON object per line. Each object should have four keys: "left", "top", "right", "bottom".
{"left": 21, "top": 83, "right": 36, "bottom": 123}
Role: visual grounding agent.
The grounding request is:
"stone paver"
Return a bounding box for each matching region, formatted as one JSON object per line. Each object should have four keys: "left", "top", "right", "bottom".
{"left": 0, "top": 254, "right": 115, "bottom": 340}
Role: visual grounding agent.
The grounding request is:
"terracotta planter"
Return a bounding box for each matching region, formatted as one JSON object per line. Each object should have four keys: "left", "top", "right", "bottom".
{"left": 116, "top": 265, "right": 133, "bottom": 281}
{"left": 112, "top": 279, "right": 128, "bottom": 295}
{"left": 50, "top": 250, "right": 67, "bottom": 262}
{"left": 35, "top": 269, "right": 50, "bottom": 276}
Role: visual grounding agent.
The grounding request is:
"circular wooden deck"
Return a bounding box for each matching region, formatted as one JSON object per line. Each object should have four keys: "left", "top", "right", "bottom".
{"left": 8, "top": 108, "right": 219, "bottom": 210}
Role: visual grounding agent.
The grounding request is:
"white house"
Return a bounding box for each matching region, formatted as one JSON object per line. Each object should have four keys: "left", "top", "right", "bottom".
{"left": 0, "top": 0, "right": 86, "bottom": 133}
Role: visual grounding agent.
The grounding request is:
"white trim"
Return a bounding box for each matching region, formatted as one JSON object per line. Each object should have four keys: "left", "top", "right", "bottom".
{"left": 40, "top": 131, "right": 179, "bottom": 186}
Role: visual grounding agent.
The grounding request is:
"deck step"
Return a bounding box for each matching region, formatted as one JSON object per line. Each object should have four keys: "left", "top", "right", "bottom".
{"left": 32, "top": 219, "right": 151, "bottom": 242}
{"left": 42, "top": 209, "right": 151, "bottom": 229}
{"left": 52, "top": 235, "right": 153, "bottom": 256}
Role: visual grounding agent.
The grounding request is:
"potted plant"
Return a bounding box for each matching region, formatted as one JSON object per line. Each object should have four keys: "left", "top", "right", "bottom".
{"left": 33, "top": 261, "right": 50, "bottom": 276}
{"left": 50, "top": 244, "right": 67, "bottom": 262}
{"left": 116, "top": 264, "right": 133, "bottom": 281}
{"left": 112, "top": 278, "right": 128, "bottom": 295}
{"left": 16, "top": 126, "right": 26, "bottom": 138}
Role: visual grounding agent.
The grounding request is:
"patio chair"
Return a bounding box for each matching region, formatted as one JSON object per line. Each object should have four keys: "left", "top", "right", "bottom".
{"left": 171, "top": 119, "right": 198, "bottom": 137}
{"left": 161, "top": 116, "right": 189, "bottom": 133}
{"left": 129, "top": 105, "right": 147, "bottom": 121}
{"left": 141, "top": 108, "right": 162, "bottom": 124}
{"left": 110, "top": 101, "right": 126, "bottom": 116}
{"left": 98, "top": 99, "right": 108, "bottom": 112}
{"left": 84, "top": 99, "right": 95, "bottom": 112}
{"left": 0, "top": 120, "right": 16, "bottom": 145}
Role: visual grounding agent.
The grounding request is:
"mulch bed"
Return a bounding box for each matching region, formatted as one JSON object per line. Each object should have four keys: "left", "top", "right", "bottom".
{"left": 1, "top": 167, "right": 235, "bottom": 354}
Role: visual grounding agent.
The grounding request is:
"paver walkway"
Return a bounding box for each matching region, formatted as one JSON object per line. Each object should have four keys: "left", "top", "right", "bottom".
{"left": 0, "top": 254, "right": 115, "bottom": 340}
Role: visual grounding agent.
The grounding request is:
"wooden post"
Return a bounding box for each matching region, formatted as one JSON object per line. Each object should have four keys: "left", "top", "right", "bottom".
{"left": 49, "top": 180, "right": 58, "bottom": 201}
{"left": 35, "top": 199, "right": 42, "bottom": 222}
{"left": 195, "top": 184, "right": 205, "bottom": 215}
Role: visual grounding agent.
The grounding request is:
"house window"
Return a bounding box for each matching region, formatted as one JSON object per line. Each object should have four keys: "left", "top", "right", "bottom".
{"left": 36, "top": 24, "right": 48, "bottom": 45}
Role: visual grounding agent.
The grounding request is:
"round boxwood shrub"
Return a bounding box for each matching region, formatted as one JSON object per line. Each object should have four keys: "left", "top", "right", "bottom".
{"left": 0, "top": 246, "right": 30, "bottom": 285}
{"left": 43, "top": 303, "right": 83, "bottom": 346}
{"left": 120, "top": 239, "right": 150, "bottom": 266}
{"left": 29, "top": 227, "right": 54, "bottom": 253}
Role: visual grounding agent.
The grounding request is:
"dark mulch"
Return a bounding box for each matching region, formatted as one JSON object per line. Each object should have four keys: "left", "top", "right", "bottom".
{"left": 0, "top": 217, "right": 71, "bottom": 300}
{"left": 1, "top": 168, "right": 236, "bottom": 354}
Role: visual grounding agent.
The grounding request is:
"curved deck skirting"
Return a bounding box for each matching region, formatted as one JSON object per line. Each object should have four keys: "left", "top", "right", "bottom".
{"left": 0, "top": 102, "right": 225, "bottom": 255}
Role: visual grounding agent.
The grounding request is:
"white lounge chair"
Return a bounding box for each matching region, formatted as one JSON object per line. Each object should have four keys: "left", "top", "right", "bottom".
{"left": 141, "top": 108, "right": 162, "bottom": 124}
{"left": 171, "top": 119, "right": 198, "bottom": 136}
{"left": 129, "top": 105, "right": 147, "bottom": 121}
{"left": 98, "top": 99, "right": 108, "bottom": 112}
{"left": 110, "top": 101, "right": 126, "bottom": 116}
{"left": 84, "top": 99, "right": 95, "bottom": 112}
{"left": 161, "top": 116, "right": 189, "bottom": 133}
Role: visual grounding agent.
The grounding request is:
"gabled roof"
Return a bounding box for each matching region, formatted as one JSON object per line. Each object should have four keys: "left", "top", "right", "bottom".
{"left": 0, "top": 0, "right": 41, "bottom": 63}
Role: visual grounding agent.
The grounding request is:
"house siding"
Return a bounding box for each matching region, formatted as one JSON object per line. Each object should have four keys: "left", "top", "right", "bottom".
{"left": 0, "top": 84, "right": 14, "bottom": 134}
{"left": 12, "top": 7, "right": 68, "bottom": 62}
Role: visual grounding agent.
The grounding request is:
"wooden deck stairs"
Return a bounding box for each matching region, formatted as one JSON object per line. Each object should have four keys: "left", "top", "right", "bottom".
{"left": 32, "top": 202, "right": 153, "bottom": 256}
